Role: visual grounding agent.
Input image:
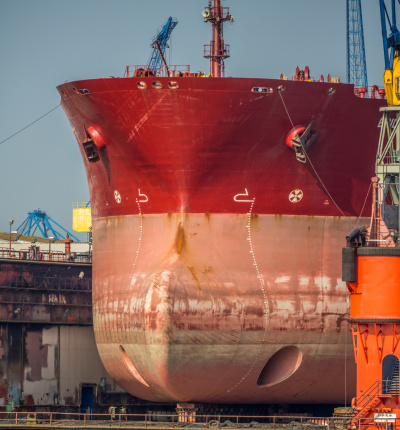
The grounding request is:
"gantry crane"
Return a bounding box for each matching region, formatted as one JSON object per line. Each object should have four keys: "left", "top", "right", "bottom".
{"left": 16, "top": 209, "right": 80, "bottom": 241}
{"left": 147, "top": 17, "right": 178, "bottom": 73}
{"left": 347, "top": 0, "right": 368, "bottom": 89}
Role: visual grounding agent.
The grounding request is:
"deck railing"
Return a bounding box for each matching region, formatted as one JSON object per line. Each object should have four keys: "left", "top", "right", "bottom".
{"left": 354, "top": 85, "right": 386, "bottom": 100}
{"left": 0, "top": 411, "right": 332, "bottom": 428}
{"left": 0, "top": 410, "right": 397, "bottom": 429}
{"left": 0, "top": 246, "right": 91, "bottom": 264}
{"left": 124, "top": 65, "right": 191, "bottom": 78}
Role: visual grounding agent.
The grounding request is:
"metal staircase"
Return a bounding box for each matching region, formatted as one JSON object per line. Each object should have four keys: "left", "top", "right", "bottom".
{"left": 386, "top": 360, "right": 399, "bottom": 395}
{"left": 352, "top": 367, "right": 399, "bottom": 424}
{"left": 353, "top": 381, "right": 382, "bottom": 421}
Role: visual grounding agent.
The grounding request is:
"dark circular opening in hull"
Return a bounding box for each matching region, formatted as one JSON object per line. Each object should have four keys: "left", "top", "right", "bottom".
{"left": 257, "top": 346, "right": 302, "bottom": 387}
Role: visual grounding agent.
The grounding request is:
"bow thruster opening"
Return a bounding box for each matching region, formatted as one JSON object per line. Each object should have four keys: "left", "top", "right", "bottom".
{"left": 257, "top": 346, "right": 303, "bottom": 387}
{"left": 119, "top": 345, "right": 149, "bottom": 387}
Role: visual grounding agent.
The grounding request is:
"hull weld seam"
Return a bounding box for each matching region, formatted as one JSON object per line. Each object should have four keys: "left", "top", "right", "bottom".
{"left": 227, "top": 199, "right": 269, "bottom": 393}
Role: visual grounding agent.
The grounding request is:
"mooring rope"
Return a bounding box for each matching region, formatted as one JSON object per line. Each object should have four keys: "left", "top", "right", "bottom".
{"left": 345, "top": 315, "right": 348, "bottom": 407}
{"left": 278, "top": 90, "right": 355, "bottom": 226}
{"left": 355, "top": 181, "right": 372, "bottom": 228}
{"left": 0, "top": 104, "right": 61, "bottom": 145}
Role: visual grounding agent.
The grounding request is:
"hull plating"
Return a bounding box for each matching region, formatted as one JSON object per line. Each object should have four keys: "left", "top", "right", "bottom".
{"left": 57, "top": 76, "right": 384, "bottom": 403}
{"left": 92, "top": 213, "right": 356, "bottom": 403}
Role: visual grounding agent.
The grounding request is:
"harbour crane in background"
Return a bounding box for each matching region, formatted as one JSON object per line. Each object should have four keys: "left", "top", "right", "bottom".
{"left": 16, "top": 209, "right": 80, "bottom": 241}
{"left": 347, "top": 0, "right": 368, "bottom": 89}
{"left": 147, "top": 16, "right": 178, "bottom": 73}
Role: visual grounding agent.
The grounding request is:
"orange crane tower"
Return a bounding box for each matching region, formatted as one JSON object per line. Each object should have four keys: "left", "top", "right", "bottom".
{"left": 343, "top": 223, "right": 400, "bottom": 429}
{"left": 342, "top": 4, "right": 400, "bottom": 428}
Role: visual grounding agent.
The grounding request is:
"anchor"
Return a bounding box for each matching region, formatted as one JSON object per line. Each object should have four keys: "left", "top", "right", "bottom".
{"left": 286, "top": 121, "right": 318, "bottom": 163}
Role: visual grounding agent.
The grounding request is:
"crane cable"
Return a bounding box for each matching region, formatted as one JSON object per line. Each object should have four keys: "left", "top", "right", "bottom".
{"left": 278, "top": 90, "right": 371, "bottom": 228}
{"left": 0, "top": 104, "right": 61, "bottom": 145}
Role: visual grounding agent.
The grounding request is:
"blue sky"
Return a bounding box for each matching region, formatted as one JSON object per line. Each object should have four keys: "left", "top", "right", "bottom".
{"left": 0, "top": 0, "right": 393, "bottom": 240}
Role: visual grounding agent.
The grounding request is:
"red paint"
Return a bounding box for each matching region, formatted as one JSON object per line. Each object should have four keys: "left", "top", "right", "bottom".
{"left": 56, "top": 73, "right": 386, "bottom": 403}
{"left": 87, "top": 126, "right": 106, "bottom": 150}
{"left": 58, "top": 76, "right": 385, "bottom": 219}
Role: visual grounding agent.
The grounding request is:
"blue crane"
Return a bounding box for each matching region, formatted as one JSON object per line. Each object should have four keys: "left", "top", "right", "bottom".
{"left": 16, "top": 209, "right": 80, "bottom": 242}
{"left": 347, "top": 0, "right": 368, "bottom": 89}
{"left": 147, "top": 17, "right": 178, "bottom": 73}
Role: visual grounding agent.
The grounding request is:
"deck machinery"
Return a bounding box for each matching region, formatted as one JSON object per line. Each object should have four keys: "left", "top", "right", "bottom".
{"left": 342, "top": 1, "right": 400, "bottom": 428}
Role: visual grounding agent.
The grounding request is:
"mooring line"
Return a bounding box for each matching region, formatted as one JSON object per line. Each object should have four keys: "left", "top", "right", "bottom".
{"left": 0, "top": 104, "right": 61, "bottom": 145}
{"left": 278, "top": 91, "right": 355, "bottom": 227}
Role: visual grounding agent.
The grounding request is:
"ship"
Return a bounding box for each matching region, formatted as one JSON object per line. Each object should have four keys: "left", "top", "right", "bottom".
{"left": 57, "top": 1, "right": 387, "bottom": 404}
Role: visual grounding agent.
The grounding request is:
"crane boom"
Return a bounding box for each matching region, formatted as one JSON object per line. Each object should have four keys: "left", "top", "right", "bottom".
{"left": 380, "top": 0, "right": 400, "bottom": 105}
{"left": 147, "top": 17, "right": 178, "bottom": 72}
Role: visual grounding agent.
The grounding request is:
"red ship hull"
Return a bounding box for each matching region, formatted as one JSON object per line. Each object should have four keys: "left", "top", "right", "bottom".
{"left": 58, "top": 76, "right": 385, "bottom": 403}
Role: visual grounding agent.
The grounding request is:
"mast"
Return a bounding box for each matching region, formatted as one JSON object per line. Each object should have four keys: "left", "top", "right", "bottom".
{"left": 203, "top": 0, "right": 233, "bottom": 77}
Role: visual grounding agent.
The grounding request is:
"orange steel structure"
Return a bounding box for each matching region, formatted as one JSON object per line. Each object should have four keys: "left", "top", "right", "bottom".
{"left": 343, "top": 176, "right": 400, "bottom": 428}
{"left": 347, "top": 246, "right": 400, "bottom": 426}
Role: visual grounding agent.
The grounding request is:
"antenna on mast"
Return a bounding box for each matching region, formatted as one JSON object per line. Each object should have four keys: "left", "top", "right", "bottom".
{"left": 203, "top": 0, "right": 234, "bottom": 77}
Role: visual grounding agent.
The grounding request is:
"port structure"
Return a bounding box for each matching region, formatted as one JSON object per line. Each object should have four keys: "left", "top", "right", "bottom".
{"left": 374, "top": 106, "right": 400, "bottom": 237}
{"left": 342, "top": 135, "right": 400, "bottom": 427}
{"left": 147, "top": 16, "right": 178, "bottom": 74}
{"left": 341, "top": 5, "right": 400, "bottom": 421}
{"left": 0, "top": 247, "right": 92, "bottom": 325}
{"left": 343, "top": 223, "right": 400, "bottom": 428}
{"left": 203, "top": 0, "right": 234, "bottom": 77}
{"left": 346, "top": 0, "right": 368, "bottom": 89}
{"left": 17, "top": 209, "right": 80, "bottom": 242}
{"left": 380, "top": 0, "right": 400, "bottom": 106}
